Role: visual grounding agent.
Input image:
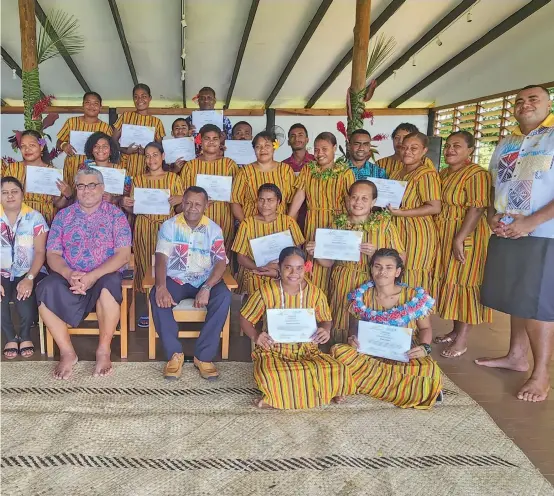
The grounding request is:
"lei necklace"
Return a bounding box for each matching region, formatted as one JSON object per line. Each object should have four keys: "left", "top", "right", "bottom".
{"left": 348, "top": 281, "right": 435, "bottom": 326}
{"left": 307, "top": 157, "right": 349, "bottom": 180}
{"left": 334, "top": 210, "right": 391, "bottom": 231}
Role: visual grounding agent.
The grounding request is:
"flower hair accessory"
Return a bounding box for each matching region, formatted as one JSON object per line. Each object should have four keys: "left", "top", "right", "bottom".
{"left": 304, "top": 260, "right": 313, "bottom": 273}
{"left": 272, "top": 139, "right": 279, "bottom": 150}
{"left": 38, "top": 138, "right": 47, "bottom": 146}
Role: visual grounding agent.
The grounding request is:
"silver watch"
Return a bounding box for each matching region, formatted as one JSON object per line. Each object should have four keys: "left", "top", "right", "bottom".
{"left": 201, "top": 284, "right": 212, "bottom": 291}
{"left": 26, "top": 274, "right": 35, "bottom": 281}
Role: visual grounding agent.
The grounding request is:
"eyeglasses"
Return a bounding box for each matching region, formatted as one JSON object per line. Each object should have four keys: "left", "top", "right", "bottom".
{"left": 76, "top": 182, "right": 102, "bottom": 191}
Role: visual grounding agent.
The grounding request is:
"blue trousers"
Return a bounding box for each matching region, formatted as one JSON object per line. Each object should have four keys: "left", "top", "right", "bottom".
{"left": 150, "top": 277, "right": 231, "bottom": 361}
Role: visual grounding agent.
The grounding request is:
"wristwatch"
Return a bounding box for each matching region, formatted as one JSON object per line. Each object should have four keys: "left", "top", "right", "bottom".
{"left": 421, "top": 343, "right": 432, "bottom": 356}
{"left": 201, "top": 284, "right": 212, "bottom": 291}
{"left": 26, "top": 274, "right": 35, "bottom": 281}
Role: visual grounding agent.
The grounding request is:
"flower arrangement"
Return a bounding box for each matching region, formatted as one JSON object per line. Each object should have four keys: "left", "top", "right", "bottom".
{"left": 334, "top": 210, "right": 391, "bottom": 231}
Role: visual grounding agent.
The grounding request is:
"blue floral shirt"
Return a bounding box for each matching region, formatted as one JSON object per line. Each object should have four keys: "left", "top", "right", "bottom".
{"left": 348, "top": 160, "right": 388, "bottom": 180}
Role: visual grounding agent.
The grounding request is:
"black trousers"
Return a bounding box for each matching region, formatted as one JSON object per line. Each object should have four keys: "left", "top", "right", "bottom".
{"left": 1, "top": 276, "right": 39, "bottom": 343}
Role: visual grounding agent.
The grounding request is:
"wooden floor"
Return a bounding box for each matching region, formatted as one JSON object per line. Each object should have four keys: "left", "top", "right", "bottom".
{"left": 3, "top": 293, "right": 553, "bottom": 485}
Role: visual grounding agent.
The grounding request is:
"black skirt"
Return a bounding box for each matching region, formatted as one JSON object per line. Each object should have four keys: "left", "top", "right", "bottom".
{"left": 481, "top": 235, "right": 554, "bottom": 322}
{"left": 36, "top": 272, "right": 123, "bottom": 327}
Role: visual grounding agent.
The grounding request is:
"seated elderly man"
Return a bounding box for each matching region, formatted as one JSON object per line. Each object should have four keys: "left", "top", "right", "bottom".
{"left": 151, "top": 186, "right": 231, "bottom": 381}
{"left": 36, "top": 167, "right": 132, "bottom": 380}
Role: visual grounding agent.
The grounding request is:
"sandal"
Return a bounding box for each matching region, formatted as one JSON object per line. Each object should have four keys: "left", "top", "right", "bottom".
{"left": 434, "top": 333, "right": 456, "bottom": 344}
{"left": 137, "top": 316, "right": 149, "bottom": 328}
{"left": 440, "top": 347, "right": 467, "bottom": 358}
{"left": 3, "top": 343, "right": 19, "bottom": 360}
{"left": 19, "top": 342, "right": 35, "bottom": 358}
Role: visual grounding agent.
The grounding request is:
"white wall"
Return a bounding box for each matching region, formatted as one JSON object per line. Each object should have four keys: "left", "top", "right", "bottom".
{"left": 1, "top": 112, "right": 428, "bottom": 167}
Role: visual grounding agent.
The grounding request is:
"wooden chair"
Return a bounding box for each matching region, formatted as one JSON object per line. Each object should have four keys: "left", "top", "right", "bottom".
{"left": 143, "top": 258, "right": 237, "bottom": 360}
{"left": 45, "top": 277, "right": 133, "bottom": 359}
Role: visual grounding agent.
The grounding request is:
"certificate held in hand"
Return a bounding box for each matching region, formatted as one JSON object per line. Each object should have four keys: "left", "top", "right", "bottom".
{"left": 70, "top": 130, "right": 94, "bottom": 156}
{"left": 133, "top": 188, "right": 170, "bottom": 215}
{"left": 250, "top": 230, "right": 294, "bottom": 267}
{"left": 224, "top": 140, "right": 257, "bottom": 165}
{"left": 192, "top": 110, "right": 224, "bottom": 131}
{"left": 90, "top": 166, "right": 126, "bottom": 195}
{"left": 196, "top": 174, "right": 232, "bottom": 202}
{"left": 25, "top": 166, "right": 63, "bottom": 196}
{"left": 120, "top": 124, "right": 155, "bottom": 148}
{"left": 314, "top": 229, "right": 363, "bottom": 262}
{"left": 162, "top": 137, "right": 196, "bottom": 163}
{"left": 370, "top": 178, "right": 407, "bottom": 209}
{"left": 357, "top": 321, "right": 413, "bottom": 362}
{"left": 267, "top": 308, "right": 317, "bottom": 344}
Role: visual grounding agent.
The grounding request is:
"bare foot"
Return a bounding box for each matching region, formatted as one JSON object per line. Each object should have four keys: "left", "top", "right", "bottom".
{"left": 252, "top": 397, "right": 273, "bottom": 409}
{"left": 474, "top": 355, "right": 529, "bottom": 372}
{"left": 93, "top": 351, "right": 113, "bottom": 377}
{"left": 332, "top": 396, "right": 346, "bottom": 404}
{"left": 53, "top": 353, "right": 78, "bottom": 380}
{"left": 517, "top": 376, "right": 550, "bottom": 402}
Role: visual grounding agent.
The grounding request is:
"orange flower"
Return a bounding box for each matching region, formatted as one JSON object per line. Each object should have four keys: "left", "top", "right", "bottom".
{"left": 304, "top": 260, "right": 313, "bottom": 273}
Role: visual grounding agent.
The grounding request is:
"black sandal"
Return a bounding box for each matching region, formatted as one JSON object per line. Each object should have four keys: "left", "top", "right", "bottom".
{"left": 19, "top": 345, "right": 35, "bottom": 358}
{"left": 3, "top": 345, "right": 19, "bottom": 359}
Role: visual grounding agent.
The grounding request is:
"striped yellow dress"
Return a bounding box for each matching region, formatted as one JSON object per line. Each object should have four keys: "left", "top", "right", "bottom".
{"left": 132, "top": 172, "right": 184, "bottom": 292}
{"left": 241, "top": 279, "right": 356, "bottom": 410}
{"left": 377, "top": 156, "right": 435, "bottom": 179}
{"left": 331, "top": 284, "right": 442, "bottom": 409}
{"left": 328, "top": 214, "right": 404, "bottom": 344}
{"left": 5, "top": 162, "right": 58, "bottom": 225}
{"left": 389, "top": 163, "right": 441, "bottom": 299}
{"left": 181, "top": 157, "right": 239, "bottom": 253}
{"left": 232, "top": 214, "right": 305, "bottom": 294}
{"left": 231, "top": 162, "right": 296, "bottom": 219}
{"left": 57, "top": 117, "right": 113, "bottom": 191}
{"left": 436, "top": 163, "right": 492, "bottom": 324}
{"left": 295, "top": 162, "right": 355, "bottom": 292}
{"left": 114, "top": 112, "right": 165, "bottom": 179}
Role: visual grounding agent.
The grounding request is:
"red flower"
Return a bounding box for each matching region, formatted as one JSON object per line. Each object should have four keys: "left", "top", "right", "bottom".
{"left": 304, "top": 260, "right": 313, "bottom": 273}
{"left": 32, "top": 95, "right": 55, "bottom": 121}
{"left": 336, "top": 121, "right": 347, "bottom": 139}
{"left": 372, "top": 133, "right": 388, "bottom": 142}
{"left": 361, "top": 110, "right": 374, "bottom": 125}
{"left": 194, "top": 134, "right": 202, "bottom": 145}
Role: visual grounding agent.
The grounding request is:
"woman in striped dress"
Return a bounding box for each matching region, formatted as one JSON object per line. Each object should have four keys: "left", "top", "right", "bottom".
{"left": 289, "top": 132, "right": 355, "bottom": 293}
{"left": 113, "top": 83, "right": 166, "bottom": 179}
{"left": 307, "top": 180, "right": 405, "bottom": 344}
{"left": 387, "top": 132, "right": 441, "bottom": 299}
{"left": 435, "top": 131, "right": 492, "bottom": 358}
{"left": 331, "top": 248, "right": 443, "bottom": 409}
{"left": 231, "top": 131, "right": 295, "bottom": 221}
{"left": 181, "top": 124, "right": 239, "bottom": 253}
{"left": 6, "top": 130, "right": 72, "bottom": 225}
{"left": 122, "top": 142, "right": 184, "bottom": 293}
{"left": 240, "top": 247, "right": 356, "bottom": 410}
{"left": 232, "top": 184, "right": 304, "bottom": 295}
{"left": 56, "top": 92, "right": 113, "bottom": 191}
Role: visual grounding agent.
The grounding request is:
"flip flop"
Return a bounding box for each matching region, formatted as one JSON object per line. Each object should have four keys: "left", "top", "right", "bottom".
{"left": 19, "top": 345, "right": 35, "bottom": 358}
{"left": 137, "top": 316, "right": 149, "bottom": 328}
{"left": 440, "top": 347, "right": 467, "bottom": 358}
{"left": 434, "top": 334, "right": 456, "bottom": 344}
{"left": 3, "top": 346, "right": 19, "bottom": 359}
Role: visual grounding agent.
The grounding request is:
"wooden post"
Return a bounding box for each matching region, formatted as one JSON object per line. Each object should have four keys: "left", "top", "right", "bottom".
{"left": 347, "top": 0, "right": 372, "bottom": 138}
{"left": 18, "top": 0, "right": 42, "bottom": 130}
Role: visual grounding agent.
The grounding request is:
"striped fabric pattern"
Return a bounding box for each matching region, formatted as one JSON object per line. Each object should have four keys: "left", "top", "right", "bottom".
{"left": 376, "top": 156, "right": 402, "bottom": 178}
{"left": 436, "top": 164, "right": 493, "bottom": 324}
{"left": 181, "top": 158, "right": 239, "bottom": 253}
{"left": 131, "top": 172, "right": 184, "bottom": 292}
{"left": 5, "top": 162, "right": 58, "bottom": 225}
{"left": 331, "top": 286, "right": 442, "bottom": 409}
{"left": 329, "top": 219, "right": 405, "bottom": 343}
{"left": 389, "top": 163, "right": 441, "bottom": 299}
{"left": 241, "top": 280, "right": 356, "bottom": 409}
{"left": 231, "top": 162, "right": 296, "bottom": 219}
{"left": 232, "top": 214, "right": 305, "bottom": 294}
{"left": 57, "top": 117, "right": 113, "bottom": 190}
{"left": 295, "top": 165, "right": 355, "bottom": 292}
{"left": 114, "top": 112, "right": 165, "bottom": 178}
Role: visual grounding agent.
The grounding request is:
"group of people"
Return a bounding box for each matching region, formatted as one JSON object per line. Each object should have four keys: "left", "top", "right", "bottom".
{"left": 1, "top": 83, "right": 552, "bottom": 408}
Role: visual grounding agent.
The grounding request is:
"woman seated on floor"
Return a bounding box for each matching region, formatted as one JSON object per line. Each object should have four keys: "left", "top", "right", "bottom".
{"left": 1, "top": 176, "right": 49, "bottom": 359}
{"left": 232, "top": 183, "right": 304, "bottom": 296}
{"left": 240, "top": 246, "right": 356, "bottom": 409}
{"left": 331, "top": 248, "right": 443, "bottom": 409}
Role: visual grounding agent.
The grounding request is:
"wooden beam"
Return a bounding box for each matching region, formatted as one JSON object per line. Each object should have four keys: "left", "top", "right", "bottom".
{"left": 351, "top": 0, "right": 372, "bottom": 93}
{"left": 34, "top": 0, "right": 91, "bottom": 92}
{"left": 0, "top": 106, "right": 109, "bottom": 114}
{"left": 305, "top": 0, "right": 406, "bottom": 108}
{"left": 388, "top": 0, "right": 551, "bottom": 108}
{"left": 1, "top": 99, "right": 7, "bottom": 106}
{"left": 116, "top": 107, "right": 265, "bottom": 116}
{"left": 107, "top": 0, "right": 138, "bottom": 86}
{"left": 275, "top": 107, "right": 428, "bottom": 116}
{"left": 376, "top": 0, "right": 478, "bottom": 86}
{"left": 264, "top": 0, "right": 333, "bottom": 108}
{"left": 224, "top": 0, "right": 260, "bottom": 109}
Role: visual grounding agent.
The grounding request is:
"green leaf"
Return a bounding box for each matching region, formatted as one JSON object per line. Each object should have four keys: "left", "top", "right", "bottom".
{"left": 37, "top": 9, "right": 85, "bottom": 65}
{"left": 366, "top": 33, "right": 396, "bottom": 83}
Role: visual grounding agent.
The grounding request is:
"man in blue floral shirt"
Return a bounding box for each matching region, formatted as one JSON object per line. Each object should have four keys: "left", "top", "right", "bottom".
{"left": 348, "top": 129, "right": 387, "bottom": 180}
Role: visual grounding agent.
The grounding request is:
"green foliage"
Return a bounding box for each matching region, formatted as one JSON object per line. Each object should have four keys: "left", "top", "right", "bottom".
{"left": 22, "top": 68, "right": 42, "bottom": 131}
{"left": 347, "top": 87, "right": 365, "bottom": 137}
{"left": 366, "top": 33, "right": 396, "bottom": 81}
{"left": 36, "top": 9, "right": 84, "bottom": 64}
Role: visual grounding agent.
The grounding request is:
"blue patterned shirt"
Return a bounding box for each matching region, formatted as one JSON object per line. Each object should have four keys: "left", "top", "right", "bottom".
{"left": 348, "top": 160, "right": 387, "bottom": 180}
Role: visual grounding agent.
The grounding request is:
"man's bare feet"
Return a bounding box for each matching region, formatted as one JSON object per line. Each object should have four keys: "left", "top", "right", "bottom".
{"left": 332, "top": 396, "right": 346, "bottom": 404}
{"left": 474, "top": 355, "right": 529, "bottom": 372}
{"left": 252, "top": 397, "right": 273, "bottom": 409}
{"left": 93, "top": 351, "right": 113, "bottom": 377}
{"left": 53, "top": 353, "right": 78, "bottom": 380}
{"left": 517, "top": 376, "right": 550, "bottom": 402}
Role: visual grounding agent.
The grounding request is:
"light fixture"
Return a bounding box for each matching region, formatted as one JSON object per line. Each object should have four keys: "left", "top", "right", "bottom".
{"left": 181, "top": 14, "right": 187, "bottom": 28}
{"left": 467, "top": 11, "right": 472, "bottom": 22}
{"left": 436, "top": 36, "right": 443, "bottom": 46}
{"left": 393, "top": 70, "right": 397, "bottom": 79}
{"left": 181, "top": 48, "right": 186, "bottom": 59}
{"left": 12, "top": 68, "right": 16, "bottom": 79}
{"left": 412, "top": 56, "right": 416, "bottom": 67}
{"left": 181, "top": 70, "right": 186, "bottom": 81}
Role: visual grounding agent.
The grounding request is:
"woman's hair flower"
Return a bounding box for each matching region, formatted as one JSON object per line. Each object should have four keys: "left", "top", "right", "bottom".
{"left": 194, "top": 134, "right": 202, "bottom": 145}
{"left": 304, "top": 260, "right": 313, "bottom": 273}
{"left": 37, "top": 138, "right": 47, "bottom": 147}
{"left": 272, "top": 139, "right": 279, "bottom": 150}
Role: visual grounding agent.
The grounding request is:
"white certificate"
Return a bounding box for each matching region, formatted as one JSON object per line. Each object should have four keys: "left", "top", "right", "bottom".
{"left": 192, "top": 110, "right": 224, "bottom": 131}
{"left": 90, "top": 166, "right": 126, "bottom": 195}
{"left": 25, "top": 166, "right": 63, "bottom": 196}
{"left": 313, "top": 229, "right": 363, "bottom": 262}
{"left": 371, "top": 178, "right": 407, "bottom": 209}
{"left": 267, "top": 308, "right": 317, "bottom": 344}
{"left": 69, "top": 130, "right": 94, "bottom": 156}
{"left": 250, "top": 230, "right": 295, "bottom": 267}
{"left": 133, "top": 188, "right": 170, "bottom": 215}
{"left": 196, "top": 174, "right": 232, "bottom": 202}
{"left": 162, "top": 137, "right": 196, "bottom": 163}
{"left": 357, "top": 321, "right": 413, "bottom": 362}
{"left": 120, "top": 124, "right": 155, "bottom": 148}
{"left": 224, "top": 140, "right": 256, "bottom": 165}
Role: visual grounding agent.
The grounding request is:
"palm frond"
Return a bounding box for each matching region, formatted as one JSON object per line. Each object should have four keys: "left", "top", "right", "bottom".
{"left": 37, "top": 9, "right": 85, "bottom": 65}
{"left": 365, "top": 33, "right": 396, "bottom": 83}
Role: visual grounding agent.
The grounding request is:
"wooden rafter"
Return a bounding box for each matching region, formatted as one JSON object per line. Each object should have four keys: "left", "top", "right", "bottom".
{"left": 107, "top": 0, "right": 138, "bottom": 86}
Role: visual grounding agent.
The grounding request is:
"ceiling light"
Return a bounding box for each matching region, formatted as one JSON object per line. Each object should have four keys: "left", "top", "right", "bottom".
{"left": 436, "top": 36, "right": 443, "bottom": 47}
{"left": 467, "top": 11, "right": 472, "bottom": 22}
{"left": 412, "top": 56, "right": 416, "bottom": 67}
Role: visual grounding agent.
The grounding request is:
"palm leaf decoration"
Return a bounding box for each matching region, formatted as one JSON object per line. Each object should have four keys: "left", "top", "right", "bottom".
{"left": 365, "top": 33, "right": 396, "bottom": 85}
{"left": 36, "top": 9, "right": 84, "bottom": 65}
